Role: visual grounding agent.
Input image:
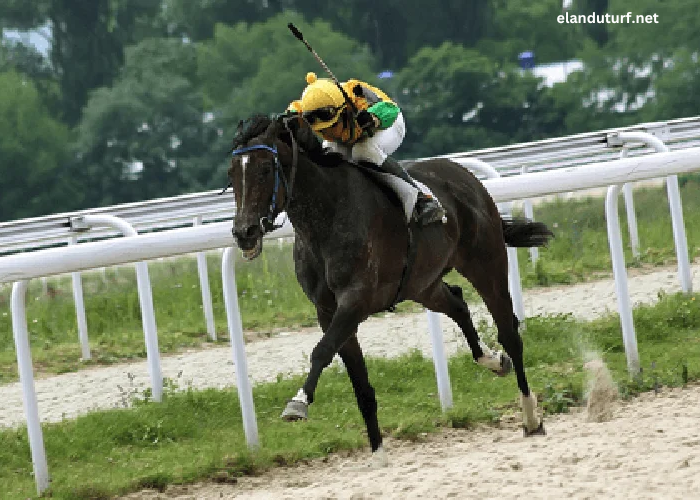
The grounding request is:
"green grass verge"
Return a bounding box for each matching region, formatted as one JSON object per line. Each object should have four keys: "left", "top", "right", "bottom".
{"left": 0, "top": 179, "right": 698, "bottom": 382}
{"left": 1, "top": 291, "right": 699, "bottom": 499}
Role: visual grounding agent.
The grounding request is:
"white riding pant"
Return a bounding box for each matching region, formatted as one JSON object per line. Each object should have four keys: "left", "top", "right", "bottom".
{"left": 323, "top": 113, "right": 435, "bottom": 221}
{"left": 324, "top": 111, "right": 406, "bottom": 164}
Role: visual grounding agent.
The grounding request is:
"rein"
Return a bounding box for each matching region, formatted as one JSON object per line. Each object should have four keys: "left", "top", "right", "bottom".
{"left": 229, "top": 119, "right": 299, "bottom": 234}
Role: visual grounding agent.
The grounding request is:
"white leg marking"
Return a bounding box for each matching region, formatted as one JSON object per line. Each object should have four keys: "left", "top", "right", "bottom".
{"left": 476, "top": 341, "right": 502, "bottom": 371}
{"left": 521, "top": 393, "right": 540, "bottom": 432}
{"left": 291, "top": 387, "right": 308, "bottom": 404}
{"left": 371, "top": 445, "right": 389, "bottom": 468}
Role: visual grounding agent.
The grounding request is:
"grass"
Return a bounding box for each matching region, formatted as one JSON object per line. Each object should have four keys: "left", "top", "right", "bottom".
{"left": 515, "top": 175, "right": 700, "bottom": 287}
{"left": 0, "top": 290, "right": 699, "bottom": 499}
{"left": 1, "top": 179, "right": 699, "bottom": 383}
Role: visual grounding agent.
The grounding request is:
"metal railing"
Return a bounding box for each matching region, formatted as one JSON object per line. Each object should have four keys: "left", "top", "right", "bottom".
{"left": 4, "top": 115, "right": 700, "bottom": 258}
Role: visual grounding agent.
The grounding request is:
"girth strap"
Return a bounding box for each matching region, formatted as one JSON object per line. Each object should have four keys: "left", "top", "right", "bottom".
{"left": 387, "top": 219, "right": 418, "bottom": 312}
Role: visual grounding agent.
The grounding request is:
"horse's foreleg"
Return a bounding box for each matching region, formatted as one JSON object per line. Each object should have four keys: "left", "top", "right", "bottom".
{"left": 302, "top": 305, "right": 364, "bottom": 402}
{"left": 281, "top": 302, "right": 364, "bottom": 418}
{"left": 338, "top": 335, "right": 386, "bottom": 463}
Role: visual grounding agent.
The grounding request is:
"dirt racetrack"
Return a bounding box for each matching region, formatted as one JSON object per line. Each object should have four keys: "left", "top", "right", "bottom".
{"left": 123, "top": 380, "right": 700, "bottom": 500}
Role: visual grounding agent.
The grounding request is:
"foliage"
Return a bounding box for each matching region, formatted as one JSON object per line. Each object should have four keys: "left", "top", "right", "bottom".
{"left": 1, "top": 0, "right": 165, "bottom": 125}
{"left": 0, "top": 70, "right": 77, "bottom": 221}
{"left": 395, "top": 41, "right": 568, "bottom": 157}
{"left": 76, "top": 37, "right": 220, "bottom": 207}
{"left": 198, "top": 13, "right": 377, "bottom": 120}
{"left": 2, "top": 1, "right": 700, "bottom": 232}
{"left": 479, "top": 0, "right": 582, "bottom": 63}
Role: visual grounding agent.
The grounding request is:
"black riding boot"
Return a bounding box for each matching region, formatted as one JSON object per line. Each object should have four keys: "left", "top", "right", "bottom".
{"left": 378, "top": 157, "right": 446, "bottom": 225}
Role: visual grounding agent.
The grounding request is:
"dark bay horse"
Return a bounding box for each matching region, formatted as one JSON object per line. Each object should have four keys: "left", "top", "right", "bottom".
{"left": 228, "top": 114, "right": 553, "bottom": 464}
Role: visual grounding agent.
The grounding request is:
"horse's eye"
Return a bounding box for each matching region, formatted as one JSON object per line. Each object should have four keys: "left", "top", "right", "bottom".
{"left": 258, "top": 161, "right": 273, "bottom": 180}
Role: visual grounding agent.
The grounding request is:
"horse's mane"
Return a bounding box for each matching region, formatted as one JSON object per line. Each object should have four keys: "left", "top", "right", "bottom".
{"left": 230, "top": 112, "right": 346, "bottom": 168}
{"left": 230, "top": 114, "right": 274, "bottom": 150}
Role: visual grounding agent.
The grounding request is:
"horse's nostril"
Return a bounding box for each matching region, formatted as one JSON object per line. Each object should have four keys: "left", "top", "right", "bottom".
{"left": 234, "top": 224, "right": 259, "bottom": 240}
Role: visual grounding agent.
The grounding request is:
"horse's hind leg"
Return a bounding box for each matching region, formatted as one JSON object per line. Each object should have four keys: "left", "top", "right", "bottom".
{"left": 459, "top": 258, "right": 545, "bottom": 436}
{"left": 419, "top": 281, "right": 512, "bottom": 377}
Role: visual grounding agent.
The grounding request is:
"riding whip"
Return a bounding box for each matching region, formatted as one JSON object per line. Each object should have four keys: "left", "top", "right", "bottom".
{"left": 287, "top": 23, "right": 358, "bottom": 115}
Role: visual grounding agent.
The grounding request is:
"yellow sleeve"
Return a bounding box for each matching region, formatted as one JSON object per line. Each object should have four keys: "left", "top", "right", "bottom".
{"left": 343, "top": 79, "right": 394, "bottom": 107}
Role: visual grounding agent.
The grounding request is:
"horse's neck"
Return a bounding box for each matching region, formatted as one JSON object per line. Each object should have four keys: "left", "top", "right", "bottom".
{"left": 283, "top": 154, "right": 335, "bottom": 234}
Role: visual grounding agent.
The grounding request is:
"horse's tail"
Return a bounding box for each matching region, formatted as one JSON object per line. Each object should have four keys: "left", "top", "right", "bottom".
{"left": 501, "top": 216, "right": 554, "bottom": 248}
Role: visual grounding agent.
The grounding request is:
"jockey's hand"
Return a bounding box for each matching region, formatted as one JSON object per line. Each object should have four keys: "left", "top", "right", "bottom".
{"left": 356, "top": 110, "right": 379, "bottom": 131}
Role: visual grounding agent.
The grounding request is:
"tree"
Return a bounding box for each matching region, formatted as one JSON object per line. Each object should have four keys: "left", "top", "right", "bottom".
{"left": 395, "top": 42, "right": 568, "bottom": 157}
{"left": 605, "top": 0, "right": 700, "bottom": 59}
{"left": 198, "top": 13, "right": 378, "bottom": 125}
{"left": 159, "top": 0, "right": 290, "bottom": 41}
{"left": 76, "top": 37, "right": 219, "bottom": 208}
{"left": 0, "top": 0, "right": 164, "bottom": 126}
{"left": 641, "top": 49, "right": 700, "bottom": 122}
{"left": 479, "top": 0, "right": 582, "bottom": 64}
{"left": 0, "top": 39, "right": 59, "bottom": 114}
{"left": 0, "top": 70, "right": 75, "bottom": 221}
{"left": 571, "top": 0, "right": 609, "bottom": 47}
{"left": 288, "top": 0, "right": 494, "bottom": 69}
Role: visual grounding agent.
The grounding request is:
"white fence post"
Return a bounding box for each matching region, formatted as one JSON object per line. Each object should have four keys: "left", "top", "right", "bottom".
{"left": 222, "top": 247, "right": 259, "bottom": 448}
{"left": 520, "top": 165, "right": 539, "bottom": 265}
{"left": 619, "top": 146, "right": 641, "bottom": 258}
{"left": 194, "top": 216, "right": 217, "bottom": 341}
{"left": 611, "top": 131, "right": 692, "bottom": 293}
{"left": 71, "top": 214, "right": 163, "bottom": 402}
{"left": 666, "top": 175, "right": 693, "bottom": 293}
{"left": 605, "top": 186, "right": 641, "bottom": 373}
{"left": 11, "top": 280, "right": 50, "bottom": 495}
{"left": 426, "top": 311, "right": 453, "bottom": 410}
{"left": 69, "top": 235, "right": 91, "bottom": 360}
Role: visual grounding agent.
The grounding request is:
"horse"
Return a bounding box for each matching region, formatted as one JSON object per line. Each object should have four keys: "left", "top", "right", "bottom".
{"left": 227, "top": 113, "right": 553, "bottom": 465}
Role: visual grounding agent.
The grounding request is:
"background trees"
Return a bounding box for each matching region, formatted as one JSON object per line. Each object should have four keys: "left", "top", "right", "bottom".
{"left": 1, "top": 0, "right": 698, "bottom": 221}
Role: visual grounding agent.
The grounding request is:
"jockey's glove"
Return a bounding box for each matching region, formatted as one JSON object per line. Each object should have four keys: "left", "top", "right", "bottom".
{"left": 356, "top": 109, "right": 379, "bottom": 131}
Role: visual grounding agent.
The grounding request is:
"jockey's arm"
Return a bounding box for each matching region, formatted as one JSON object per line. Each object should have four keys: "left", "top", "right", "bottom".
{"left": 366, "top": 101, "right": 400, "bottom": 129}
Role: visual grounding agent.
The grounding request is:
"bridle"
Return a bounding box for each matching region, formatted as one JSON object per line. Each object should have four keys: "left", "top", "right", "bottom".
{"left": 228, "top": 118, "right": 299, "bottom": 234}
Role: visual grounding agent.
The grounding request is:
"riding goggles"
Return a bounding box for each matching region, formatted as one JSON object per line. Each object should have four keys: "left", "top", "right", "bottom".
{"left": 303, "top": 105, "right": 343, "bottom": 126}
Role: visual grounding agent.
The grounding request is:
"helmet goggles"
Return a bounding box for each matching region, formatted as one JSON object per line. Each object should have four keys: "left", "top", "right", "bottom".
{"left": 303, "top": 105, "right": 345, "bottom": 129}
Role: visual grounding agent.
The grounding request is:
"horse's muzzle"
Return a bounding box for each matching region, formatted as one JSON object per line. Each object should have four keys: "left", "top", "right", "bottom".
{"left": 232, "top": 224, "right": 263, "bottom": 260}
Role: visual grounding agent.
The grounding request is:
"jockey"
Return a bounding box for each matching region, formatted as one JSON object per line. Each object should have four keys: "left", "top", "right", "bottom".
{"left": 288, "top": 72, "right": 446, "bottom": 226}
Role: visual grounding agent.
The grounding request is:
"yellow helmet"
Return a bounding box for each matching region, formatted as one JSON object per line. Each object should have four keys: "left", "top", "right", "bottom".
{"left": 300, "top": 72, "right": 346, "bottom": 131}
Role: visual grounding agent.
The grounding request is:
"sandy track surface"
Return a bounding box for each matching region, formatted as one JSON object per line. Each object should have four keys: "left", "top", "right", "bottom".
{"left": 122, "top": 383, "right": 700, "bottom": 500}
{"left": 1, "top": 263, "right": 698, "bottom": 429}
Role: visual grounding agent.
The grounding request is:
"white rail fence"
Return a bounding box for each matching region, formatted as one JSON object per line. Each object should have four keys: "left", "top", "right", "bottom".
{"left": 1, "top": 146, "right": 699, "bottom": 494}
{"left": 3, "top": 117, "right": 699, "bottom": 364}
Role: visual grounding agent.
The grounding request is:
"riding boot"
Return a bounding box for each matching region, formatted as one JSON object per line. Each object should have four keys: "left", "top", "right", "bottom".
{"left": 378, "top": 157, "right": 446, "bottom": 225}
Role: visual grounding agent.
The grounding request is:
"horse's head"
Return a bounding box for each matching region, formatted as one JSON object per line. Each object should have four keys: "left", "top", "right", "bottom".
{"left": 228, "top": 114, "right": 290, "bottom": 260}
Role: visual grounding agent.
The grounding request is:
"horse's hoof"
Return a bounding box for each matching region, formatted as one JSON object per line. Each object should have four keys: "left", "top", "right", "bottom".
{"left": 281, "top": 399, "right": 308, "bottom": 421}
{"left": 348, "top": 446, "right": 389, "bottom": 472}
{"left": 494, "top": 353, "right": 512, "bottom": 377}
{"left": 523, "top": 421, "right": 546, "bottom": 437}
{"left": 371, "top": 446, "right": 389, "bottom": 468}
